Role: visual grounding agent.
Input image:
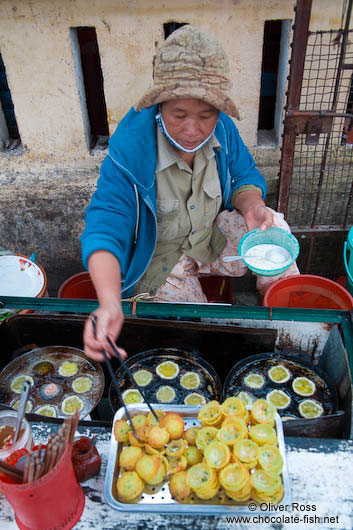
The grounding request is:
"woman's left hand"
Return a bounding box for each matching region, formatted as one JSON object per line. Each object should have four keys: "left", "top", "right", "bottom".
{"left": 233, "top": 189, "right": 274, "bottom": 231}
{"left": 243, "top": 202, "right": 274, "bottom": 231}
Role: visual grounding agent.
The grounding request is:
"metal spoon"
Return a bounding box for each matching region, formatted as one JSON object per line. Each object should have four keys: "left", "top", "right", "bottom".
{"left": 223, "top": 247, "right": 290, "bottom": 264}
{"left": 13, "top": 380, "right": 31, "bottom": 443}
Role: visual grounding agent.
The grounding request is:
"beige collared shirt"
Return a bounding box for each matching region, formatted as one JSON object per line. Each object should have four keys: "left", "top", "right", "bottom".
{"left": 133, "top": 129, "right": 227, "bottom": 295}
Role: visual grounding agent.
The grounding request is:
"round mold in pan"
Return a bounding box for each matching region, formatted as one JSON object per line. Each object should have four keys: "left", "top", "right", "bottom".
{"left": 0, "top": 345, "right": 105, "bottom": 419}
{"left": 222, "top": 352, "right": 338, "bottom": 419}
{"left": 109, "top": 347, "right": 222, "bottom": 412}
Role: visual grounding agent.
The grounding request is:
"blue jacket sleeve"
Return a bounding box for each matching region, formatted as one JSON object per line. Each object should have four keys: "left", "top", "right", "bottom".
{"left": 225, "top": 116, "right": 267, "bottom": 199}
{"left": 80, "top": 155, "right": 137, "bottom": 279}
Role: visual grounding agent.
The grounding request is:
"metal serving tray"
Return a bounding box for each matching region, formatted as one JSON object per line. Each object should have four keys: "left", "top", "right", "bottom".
{"left": 104, "top": 404, "right": 291, "bottom": 515}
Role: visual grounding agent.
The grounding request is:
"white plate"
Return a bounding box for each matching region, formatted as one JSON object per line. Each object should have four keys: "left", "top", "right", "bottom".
{"left": 0, "top": 255, "right": 45, "bottom": 297}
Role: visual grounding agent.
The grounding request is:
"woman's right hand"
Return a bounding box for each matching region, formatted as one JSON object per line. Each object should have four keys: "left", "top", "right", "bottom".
{"left": 83, "top": 302, "right": 127, "bottom": 362}
{"left": 84, "top": 251, "right": 127, "bottom": 362}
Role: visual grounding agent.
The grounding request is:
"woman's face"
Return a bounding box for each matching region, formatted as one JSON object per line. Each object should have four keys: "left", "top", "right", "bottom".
{"left": 161, "top": 99, "right": 219, "bottom": 151}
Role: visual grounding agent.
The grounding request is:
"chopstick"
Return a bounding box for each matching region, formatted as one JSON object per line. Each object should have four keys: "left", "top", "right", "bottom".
{"left": 92, "top": 316, "right": 159, "bottom": 421}
{"left": 22, "top": 412, "right": 80, "bottom": 483}
{"left": 0, "top": 459, "right": 23, "bottom": 482}
{"left": 90, "top": 316, "right": 139, "bottom": 438}
{"left": 106, "top": 336, "right": 159, "bottom": 422}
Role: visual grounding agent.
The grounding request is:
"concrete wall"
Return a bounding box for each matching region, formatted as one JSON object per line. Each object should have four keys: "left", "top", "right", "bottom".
{"left": 0, "top": 0, "right": 348, "bottom": 294}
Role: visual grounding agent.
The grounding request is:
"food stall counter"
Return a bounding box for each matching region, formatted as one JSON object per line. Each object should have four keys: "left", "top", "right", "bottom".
{"left": 1, "top": 420, "right": 352, "bottom": 530}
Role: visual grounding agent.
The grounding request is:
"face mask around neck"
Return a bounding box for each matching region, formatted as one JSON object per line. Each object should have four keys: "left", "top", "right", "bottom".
{"left": 155, "top": 110, "right": 217, "bottom": 153}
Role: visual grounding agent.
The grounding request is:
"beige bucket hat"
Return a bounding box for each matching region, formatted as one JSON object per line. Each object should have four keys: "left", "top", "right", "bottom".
{"left": 135, "top": 25, "right": 240, "bottom": 119}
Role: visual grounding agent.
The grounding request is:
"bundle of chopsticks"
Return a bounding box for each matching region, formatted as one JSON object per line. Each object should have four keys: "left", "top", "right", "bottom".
{"left": 0, "top": 410, "right": 79, "bottom": 484}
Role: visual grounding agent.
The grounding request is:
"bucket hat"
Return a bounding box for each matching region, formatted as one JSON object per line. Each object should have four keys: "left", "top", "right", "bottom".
{"left": 135, "top": 25, "right": 240, "bottom": 119}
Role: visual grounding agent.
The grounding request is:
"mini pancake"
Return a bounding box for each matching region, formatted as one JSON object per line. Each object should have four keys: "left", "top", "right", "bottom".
{"left": 130, "top": 414, "right": 147, "bottom": 430}
{"left": 183, "top": 426, "right": 200, "bottom": 446}
{"left": 249, "top": 423, "right": 277, "bottom": 445}
{"left": 258, "top": 444, "right": 283, "bottom": 475}
{"left": 268, "top": 364, "right": 291, "bottom": 384}
{"left": 235, "top": 390, "right": 256, "bottom": 407}
{"left": 160, "top": 412, "right": 185, "bottom": 440}
{"left": 180, "top": 372, "right": 201, "bottom": 390}
{"left": 12, "top": 398, "right": 33, "bottom": 413}
{"left": 156, "top": 385, "right": 176, "bottom": 403}
{"left": 184, "top": 393, "right": 206, "bottom": 406}
{"left": 119, "top": 446, "right": 144, "bottom": 471}
{"left": 40, "top": 383, "right": 61, "bottom": 400}
{"left": 251, "top": 468, "right": 282, "bottom": 495}
{"left": 122, "top": 389, "right": 143, "bottom": 404}
{"left": 61, "top": 395, "right": 84, "bottom": 415}
{"left": 135, "top": 454, "right": 166, "bottom": 485}
{"left": 58, "top": 361, "right": 79, "bottom": 377}
{"left": 156, "top": 360, "right": 180, "bottom": 380}
{"left": 116, "top": 471, "right": 144, "bottom": 502}
{"left": 113, "top": 419, "right": 131, "bottom": 442}
{"left": 146, "top": 409, "right": 165, "bottom": 425}
{"left": 252, "top": 482, "right": 284, "bottom": 504}
{"left": 167, "top": 455, "right": 188, "bottom": 474}
{"left": 147, "top": 425, "right": 170, "bottom": 448}
{"left": 165, "top": 439, "right": 187, "bottom": 457}
{"left": 243, "top": 372, "right": 265, "bottom": 389}
{"left": 292, "top": 376, "right": 316, "bottom": 397}
{"left": 128, "top": 431, "right": 145, "bottom": 447}
{"left": 72, "top": 376, "right": 92, "bottom": 394}
{"left": 184, "top": 446, "right": 203, "bottom": 466}
{"left": 197, "top": 400, "right": 223, "bottom": 427}
{"left": 298, "top": 399, "right": 324, "bottom": 418}
{"left": 219, "top": 462, "right": 249, "bottom": 492}
{"left": 35, "top": 404, "right": 57, "bottom": 417}
{"left": 224, "top": 477, "right": 252, "bottom": 501}
{"left": 266, "top": 389, "right": 291, "bottom": 409}
{"left": 195, "top": 426, "right": 219, "bottom": 451}
{"left": 169, "top": 471, "right": 191, "bottom": 502}
{"left": 186, "top": 463, "right": 216, "bottom": 490}
{"left": 204, "top": 441, "right": 231, "bottom": 469}
{"left": 216, "top": 418, "right": 248, "bottom": 445}
{"left": 32, "top": 361, "right": 54, "bottom": 375}
{"left": 250, "top": 398, "right": 277, "bottom": 424}
{"left": 135, "top": 425, "right": 152, "bottom": 443}
{"left": 233, "top": 439, "right": 259, "bottom": 465}
{"left": 221, "top": 397, "right": 246, "bottom": 417}
{"left": 133, "top": 369, "right": 153, "bottom": 387}
{"left": 10, "top": 375, "right": 34, "bottom": 394}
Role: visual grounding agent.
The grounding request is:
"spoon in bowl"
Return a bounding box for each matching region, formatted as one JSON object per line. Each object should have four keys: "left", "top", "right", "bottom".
{"left": 223, "top": 247, "right": 291, "bottom": 264}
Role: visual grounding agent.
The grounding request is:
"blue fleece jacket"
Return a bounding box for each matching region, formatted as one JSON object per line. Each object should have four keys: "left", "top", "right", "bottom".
{"left": 80, "top": 105, "right": 266, "bottom": 297}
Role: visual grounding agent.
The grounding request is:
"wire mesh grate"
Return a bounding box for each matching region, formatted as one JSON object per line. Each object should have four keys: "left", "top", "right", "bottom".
{"left": 284, "top": 30, "right": 353, "bottom": 229}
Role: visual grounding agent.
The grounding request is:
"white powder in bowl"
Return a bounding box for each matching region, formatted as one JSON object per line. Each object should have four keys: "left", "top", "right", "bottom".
{"left": 245, "top": 244, "right": 292, "bottom": 271}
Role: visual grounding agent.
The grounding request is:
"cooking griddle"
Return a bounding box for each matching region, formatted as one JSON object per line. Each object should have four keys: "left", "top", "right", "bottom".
{"left": 222, "top": 352, "right": 338, "bottom": 419}
{"left": 0, "top": 346, "right": 105, "bottom": 419}
{"left": 109, "top": 348, "right": 222, "bottom": 411}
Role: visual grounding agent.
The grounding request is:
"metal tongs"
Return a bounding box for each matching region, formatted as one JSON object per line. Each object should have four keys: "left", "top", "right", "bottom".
{"left": 91, "top": 315, "right": 159, "bottom": 439}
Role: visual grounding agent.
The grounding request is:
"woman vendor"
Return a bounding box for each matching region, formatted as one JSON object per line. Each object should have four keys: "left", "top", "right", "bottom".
{"left": 81, "top": 25, "right": 299, "bottom": 361}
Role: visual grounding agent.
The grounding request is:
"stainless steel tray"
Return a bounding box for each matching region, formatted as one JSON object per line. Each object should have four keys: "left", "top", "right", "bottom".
{"left": 104, "top": 404, "right": 292, "bottom": 515}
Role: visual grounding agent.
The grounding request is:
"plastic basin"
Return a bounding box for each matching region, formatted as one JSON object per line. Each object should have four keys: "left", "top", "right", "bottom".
{"left": 263, "top": 274, "right": 353, "bottom": 310}
{"left": 58, "top": 272, "right": 97, "bottom": 299}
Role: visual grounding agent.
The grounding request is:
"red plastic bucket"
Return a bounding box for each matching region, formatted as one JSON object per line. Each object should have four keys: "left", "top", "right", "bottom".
{"left": 200, "top": 276, "right": 233, "bottom": 304}
{"left": 263, "top": 274, "right": 353, "bottom": 310}
{"left": 0, "top": 446, "right": 85, "bottom": 530}
{"left": 58, "top": 272, "right": 233, "bottom": 304}
{"left": 58, "top": 271, "right": 97, "bottom": 299}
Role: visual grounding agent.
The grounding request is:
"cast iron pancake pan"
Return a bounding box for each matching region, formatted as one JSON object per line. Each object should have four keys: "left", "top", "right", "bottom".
{"left": 109, "top": 347, "right": 222, "bottom": 412}
{"left": 223, "top": 352, "right": 338, "bottom": 419}
{"left": 0, "top": 346, "right": 105, "bottom": 419}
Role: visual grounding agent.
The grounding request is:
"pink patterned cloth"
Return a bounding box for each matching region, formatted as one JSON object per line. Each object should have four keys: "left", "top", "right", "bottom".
{"left": 154, "top": 208, "right": 300, "bottom": 303}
